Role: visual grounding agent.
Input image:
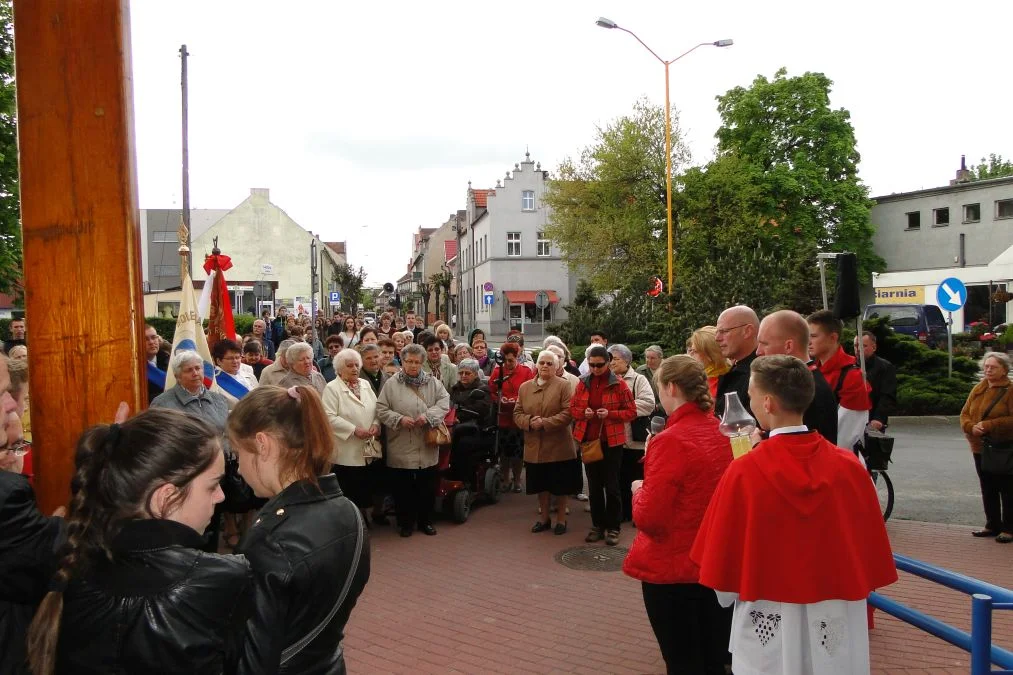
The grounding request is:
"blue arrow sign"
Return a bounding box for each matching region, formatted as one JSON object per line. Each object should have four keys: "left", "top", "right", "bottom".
{"left": 483, "top": 293, "right": 494, "bottom": 306}
{"left": 936, "top": 277, "right": 967, "bottom": 312}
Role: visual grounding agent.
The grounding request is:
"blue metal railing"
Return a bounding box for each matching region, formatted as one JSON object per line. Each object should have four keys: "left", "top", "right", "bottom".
{"left": 868, "top": 553, "right": 1013, "bottom": 674}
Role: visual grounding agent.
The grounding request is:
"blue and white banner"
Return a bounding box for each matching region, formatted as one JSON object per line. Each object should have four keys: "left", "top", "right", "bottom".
{"left": 165, "top": 273, "right": 216, "bottom": 390}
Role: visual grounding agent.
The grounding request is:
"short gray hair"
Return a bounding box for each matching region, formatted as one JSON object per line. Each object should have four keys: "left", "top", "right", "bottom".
{"left": 608, "top": 343, "right": 633, "bottom": 363}
{"left": 457, "top": 358, "right": 480, "bottom": 373}
{"left": 170, "top": 349, "right": 203, "bottom": 376}
{"left": 359, "top": 343, "right": 380, "bottom": 356}
{"left": 982, "top": 351, "right": 1012, "bottom": 374}
{"left": 286, "top": 342, "right": 313, "bottom": 361}
{"left": 543, "top": 335, "right": 565, "bottom": 349}
{"left": 401, "top": 343, "right": 426, "bottom": 362}
{"left": 276, "top": 339, "right": 296, "bottom": 362}
{"left": 334, "top": 347, "right": 362, "bottom": 370}
{"left": 536, "top": 350, "right": 559, "bottom": 368}
{"left": 644, "top": 345, "right": 664, "bottom": 358}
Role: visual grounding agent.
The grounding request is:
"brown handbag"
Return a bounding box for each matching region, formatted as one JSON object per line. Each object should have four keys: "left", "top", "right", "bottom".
{"left": 580, "top": 437, "right": 604, "bottom": 464}
{"left": 411, "top": 385, "right": 451, "bottom": 447}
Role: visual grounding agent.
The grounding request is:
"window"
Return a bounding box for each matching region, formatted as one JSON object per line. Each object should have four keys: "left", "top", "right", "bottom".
{"left": 154, "top": 265, "right": 178, "bottom": 277}
{"left": 963, "top": 203, "right": 981, "bottom": 223}
{"left": 152, "top": 230, "right": 177, "bottom": 243}
{"left": 507, "top": 232, "right": 521, "bottom": 257}
{"left": 537, "top": 231, "right": 550, "bottom": 256}
{"left": 905, "top": 211, "right": 921, "bottom": 230}
{"left": 522, "top": 190, "right": 535, "bottom": 211}
{"left": 483, "top": 235, "right": 488, "bottom": 260}
{"left": 933, "top": 207, "right": 949, "bottom": 226}
{"left": 998, "top": 199, "right": 1013, "bottom": 219}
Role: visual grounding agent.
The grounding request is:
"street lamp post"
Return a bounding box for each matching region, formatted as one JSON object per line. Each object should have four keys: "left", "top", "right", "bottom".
{"left": 596, "top": 17, "right": 732, "bottom": 295}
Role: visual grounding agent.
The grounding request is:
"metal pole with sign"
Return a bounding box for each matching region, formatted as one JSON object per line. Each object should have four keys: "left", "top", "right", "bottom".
{"left": 534, "top": 290, "right": 549, "bottom": 340}
{"left": 936, "top": 277, "right": 967, "bottom": 378}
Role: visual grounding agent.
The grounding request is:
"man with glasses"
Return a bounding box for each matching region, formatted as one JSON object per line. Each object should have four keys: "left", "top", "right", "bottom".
{"left": 318, "top": 335, "right": 344, "bottom": 382}
{"left": 713, "top": 306, "right": 760, "bottom": 417}
{"left": 251, "top": 319, "right": 276, "bottom": 359}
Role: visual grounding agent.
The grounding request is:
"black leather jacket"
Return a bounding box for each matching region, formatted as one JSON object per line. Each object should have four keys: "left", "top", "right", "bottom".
{"left": 0, "top": 472, "right": 64, "bottom": 675}
{"left": 237, "top": 474, "right": 369, "bottom": 675}
{"left": 57, "top": 519, "right": 253, "bottom": 674}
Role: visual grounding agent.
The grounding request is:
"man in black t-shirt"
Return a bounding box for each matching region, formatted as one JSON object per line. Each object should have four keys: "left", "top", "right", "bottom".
{"left": 714, "top": 305, "right": 760, "bottom": 418}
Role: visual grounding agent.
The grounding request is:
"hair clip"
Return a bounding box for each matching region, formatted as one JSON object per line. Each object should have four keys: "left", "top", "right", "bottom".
{"left": 287, "top": 386, "right": 301, "bottom": 402}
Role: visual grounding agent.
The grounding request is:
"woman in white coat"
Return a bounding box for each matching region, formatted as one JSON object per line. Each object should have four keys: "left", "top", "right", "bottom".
{"left": 322, "top": 348, "right": 381, "bottom": 513}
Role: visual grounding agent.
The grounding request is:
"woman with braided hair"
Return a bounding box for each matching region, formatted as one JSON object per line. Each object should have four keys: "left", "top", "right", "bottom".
{"left": 26, "top": 408, "right": 254, "bottom": 675}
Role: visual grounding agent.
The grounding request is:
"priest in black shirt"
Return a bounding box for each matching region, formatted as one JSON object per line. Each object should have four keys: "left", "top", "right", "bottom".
{"left": 714, "top": 305, "right": 760, "bottom": 418}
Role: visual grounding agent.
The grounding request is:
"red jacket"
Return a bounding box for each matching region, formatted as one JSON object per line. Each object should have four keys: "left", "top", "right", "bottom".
{"left": 623, "top": 405, "right": 731, "bottom": 584}
{"left": 570, "top": 371, "right": 637, "bottom": 448}
{"left": 816, "top": 346, "right": 871, "bottom": 411}
{"left": 489, "top": 364, "right": 534, "bottom": 428}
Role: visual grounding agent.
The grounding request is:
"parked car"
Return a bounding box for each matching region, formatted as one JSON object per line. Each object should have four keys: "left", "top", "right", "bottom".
{"left": 863, "top": 304, "right": 948, "bottom": 349}
{"left": 363, "top": 311, "right": 377, "bottom": 325}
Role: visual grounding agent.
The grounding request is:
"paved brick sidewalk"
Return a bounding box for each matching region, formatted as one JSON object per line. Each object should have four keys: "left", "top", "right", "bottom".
{"left": 342, "top": 489, "right": 1012, "bottom": 674}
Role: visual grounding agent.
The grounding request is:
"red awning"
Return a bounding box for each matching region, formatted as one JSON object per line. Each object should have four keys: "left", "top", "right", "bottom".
{"left": 503, "top": 290, "right": 560, "bottom": 304}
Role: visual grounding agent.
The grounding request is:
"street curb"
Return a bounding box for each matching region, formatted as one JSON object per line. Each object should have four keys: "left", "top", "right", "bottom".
{"left": 889, "top": 416, "right": 958, "bottom": 425}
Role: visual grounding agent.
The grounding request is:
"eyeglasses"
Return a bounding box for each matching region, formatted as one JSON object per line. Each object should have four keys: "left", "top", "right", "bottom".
{"left": 588, "top": 362, "right": 608, "bottom": 369}
{"left": 1, "top": 440, "right": 31, "bottom": 457}
{"left": 715, "top": 323, "right": 748, "bottom": 337}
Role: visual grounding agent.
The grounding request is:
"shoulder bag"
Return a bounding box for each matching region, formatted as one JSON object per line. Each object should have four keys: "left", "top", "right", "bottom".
{"left": 580, "top": 437, "right": 604, "bottom": 464}
{"left": 980, "top": 387, "right": 1013, "bottom": 475}
{"left": 411, "top": 386, "right": 451, "bottom": 447}
{"left": 362, "top": 436, "right": 383, "bottom": 463}
{"left": 280, "top": 506, "right": 365, "bottom": 665}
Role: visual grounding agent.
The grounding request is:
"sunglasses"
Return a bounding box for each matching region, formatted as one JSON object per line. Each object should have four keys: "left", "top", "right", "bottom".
{"left": 588, "top": 362, "right": 608, "bottom": 369}
{"left": 1, "top": 439, "right": 31, "bottom": 457}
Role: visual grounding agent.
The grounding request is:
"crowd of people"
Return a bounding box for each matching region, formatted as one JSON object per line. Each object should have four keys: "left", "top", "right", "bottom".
{"left": 5, "top": 298, "right": 1013, "bottom": 674}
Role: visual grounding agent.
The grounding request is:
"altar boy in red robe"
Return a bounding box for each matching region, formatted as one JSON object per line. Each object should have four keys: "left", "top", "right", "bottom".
{"left": 691, "top": 355, "right": 896, "bottom": 675}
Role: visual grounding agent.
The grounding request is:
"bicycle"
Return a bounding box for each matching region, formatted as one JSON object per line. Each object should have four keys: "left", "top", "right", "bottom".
{"left": 857, "top": 429, "right": 895, "bottom": 522}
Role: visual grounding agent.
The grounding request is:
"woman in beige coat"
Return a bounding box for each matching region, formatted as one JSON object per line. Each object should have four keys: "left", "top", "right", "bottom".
{"left": 322, "top": 348, "right": 381, "bottom": 513}
{"left": 514, "top": 351, "right": 581, "bottom": 535}
{"left": 376, "top": 343, "right": 451, "bottom": 538}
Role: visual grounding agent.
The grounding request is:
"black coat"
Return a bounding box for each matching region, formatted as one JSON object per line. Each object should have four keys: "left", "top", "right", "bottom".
{"left": 715, "top": 351, "right": 757, "bottom": 418}
{"left": 450, "top": 382, "right": 492, "bottom": 426}
{"left": 145, "top": 349, "right": 171, "bottom": 404}
{"left": 0, "top": 472, "right": 64, "bottom": 675}
{"left": 57, "top": 519, "right": 253, "bottom": 674}
{"left": 865, "top": 354, "right": 897, "bottom": 426}
{"left": 805, "top": 369, "right": 839, "bottom": 445}
{"left": 236, "top": 475, "right": 369, "bottom": 675}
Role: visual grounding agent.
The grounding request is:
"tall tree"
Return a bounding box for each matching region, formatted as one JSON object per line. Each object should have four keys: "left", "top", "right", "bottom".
{"left": 331, "top": 264, "right": 366, "bottom": 314}
{"left": 542, "top": 97, "right": 690, "bottom": 291}
{"left": 417, "top": 281, "right": 432, "bottom": 325}
{"left": 713, "top": 68, "right": 882, "bottom": 281}
{"left": 0, "top": 0, "right": 21, "bottom": 296}
{"left": 969, "top": 153, "right": 1013, "bottom": 181}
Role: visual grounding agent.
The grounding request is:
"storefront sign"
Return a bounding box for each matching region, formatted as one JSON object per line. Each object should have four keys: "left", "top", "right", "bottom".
{"left": 874, "top": 286, "right": 924, "bottom": 304}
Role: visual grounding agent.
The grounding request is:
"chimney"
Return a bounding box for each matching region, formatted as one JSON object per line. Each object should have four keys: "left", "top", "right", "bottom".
{"left": 250, "top": 187, "right": 270, "bottom": 200}
{"left": 950, "top": 155, "right": 972, "bottom": 185}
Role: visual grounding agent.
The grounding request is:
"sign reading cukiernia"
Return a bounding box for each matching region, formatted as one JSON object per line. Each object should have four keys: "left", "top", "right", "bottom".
{"left": 874, "top": 286, "right": 925, "bottom": 304}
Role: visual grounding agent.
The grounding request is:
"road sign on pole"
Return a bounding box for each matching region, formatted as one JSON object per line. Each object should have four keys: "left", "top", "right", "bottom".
{"left": 329, "top": 291, "right": 341, "bottom": 306}
{"left": 483, "top": 293, "right": 494, "bottom": 306}
{"left": 936, "top": 277, "right": 967, "bottom": 312}
{"left": 534, "top": 291, "right": 549, "bottom": 309}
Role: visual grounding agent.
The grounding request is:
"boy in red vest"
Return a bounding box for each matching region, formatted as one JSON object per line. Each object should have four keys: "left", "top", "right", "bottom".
{"left": 691, "top": 354, "right": 896, "bottom": 675}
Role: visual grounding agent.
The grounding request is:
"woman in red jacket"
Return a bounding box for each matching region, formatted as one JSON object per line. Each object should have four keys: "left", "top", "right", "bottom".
{"left": 569, "top": 345, "right": 637, "bottom": 546}
{"left": 489, "top": 342, "right": 534, "bottom": 492}
{"left": 622, "top": 355, "right": 732, "bottom": 675}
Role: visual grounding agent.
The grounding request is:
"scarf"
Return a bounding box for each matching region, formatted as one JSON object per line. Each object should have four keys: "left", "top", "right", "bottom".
{"left": 345, "top": 377, "right": 361, "bottom": 399}
{"left": 398, "top": 370, "right": 431, "bottom": 388}
{"left": 428, "top": 359, "right": 443, "bottom": 382}
{"left": 705, "top": 361, "right": 731, "bottom": 379}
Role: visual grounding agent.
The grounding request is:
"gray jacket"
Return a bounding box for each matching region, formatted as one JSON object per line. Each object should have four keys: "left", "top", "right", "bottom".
{"left": 150, "top": 384, "right": 231, "bottom": 451}
{"left": 375, "top": 376, "right": 450, "bottom": 470}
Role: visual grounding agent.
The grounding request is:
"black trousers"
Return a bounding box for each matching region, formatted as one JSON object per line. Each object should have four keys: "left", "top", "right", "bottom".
{"left": 332, "top": 464, "right": 372, "bottom": 508}
{"left": 585, "top": 444, "right": 623, "bottom": 531}
{"left": 620, "top": 447, "right": 645, "bottom": 522}
{"left": 641, "top": 581, "right": 731, "bottom": 675}
{"left": 974, "top": 452, "right": 1013, "bottom": 533}
{"left": 389, "top": 466, "right": 438, "bottom": 530}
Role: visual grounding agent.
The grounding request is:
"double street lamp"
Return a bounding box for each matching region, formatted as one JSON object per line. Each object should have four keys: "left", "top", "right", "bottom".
{"left": 596, "top": 17, "right": 732, "bottom": 295}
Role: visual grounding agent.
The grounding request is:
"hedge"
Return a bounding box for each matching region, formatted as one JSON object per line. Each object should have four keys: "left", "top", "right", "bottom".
{"left": 145, "top": 315, "right": 257, "bottom": 344}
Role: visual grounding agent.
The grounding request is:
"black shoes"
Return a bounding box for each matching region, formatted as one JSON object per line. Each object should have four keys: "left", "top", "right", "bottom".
{"left": 532, "top": 520, "right": 552, "bottom": 533}
{"left": 420, "top": 524, "right": 437, "bottom": 536}
{"left": 972, "top": 529, "right": 998, "bottom": 538}
{"left": 554, "top": 522, "right": 567, "bottom": 535}
{"left": 399, "top": 527, "right": 412, "bottom": 538}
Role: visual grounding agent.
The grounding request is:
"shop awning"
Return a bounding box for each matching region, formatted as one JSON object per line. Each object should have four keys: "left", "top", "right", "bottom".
{"left": 504, "top": 290, "right": 560, "bottom": 304}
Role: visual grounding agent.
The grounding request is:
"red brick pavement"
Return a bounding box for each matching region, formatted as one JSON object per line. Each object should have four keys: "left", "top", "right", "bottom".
{"left": 342, "top": 490, "right": 1013, "bottom": 674}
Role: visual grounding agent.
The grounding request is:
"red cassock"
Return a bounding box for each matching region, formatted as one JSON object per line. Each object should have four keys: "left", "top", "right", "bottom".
{"left": 690, "top": 431, "right": 897, "bottom": 604}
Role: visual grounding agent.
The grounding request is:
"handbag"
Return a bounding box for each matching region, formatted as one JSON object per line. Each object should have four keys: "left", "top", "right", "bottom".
{"left": 280, "top": 506, "right": 365, "bottom": 665}
{"left": 444, "top": 407, "right": 458, "bottom": 426}
{"left": 979, "top": 387, "right": 1013, "bottom": 475}
{"left": 220, "top": 451, "right": 258, "bottom": 513}
{"left": 410, "top": 385, "right": 452, "bottom": 447}
{"left": 580, "top": 437, "right": 604, "bottom": 464}
{"left": 362, "top": 436, "right": 383, "bottom": 462}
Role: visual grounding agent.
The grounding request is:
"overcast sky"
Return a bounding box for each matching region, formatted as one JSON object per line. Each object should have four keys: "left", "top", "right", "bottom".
{"left": 129, "top": 1, "right": 1012, "bottom": 286}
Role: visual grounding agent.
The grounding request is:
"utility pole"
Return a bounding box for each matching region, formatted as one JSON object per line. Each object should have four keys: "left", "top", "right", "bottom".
{"left": 179, "top": 44, "right": 192, "bottom": 278}
{"left": 310, "top": 238, "right": 318, "bottom": 320}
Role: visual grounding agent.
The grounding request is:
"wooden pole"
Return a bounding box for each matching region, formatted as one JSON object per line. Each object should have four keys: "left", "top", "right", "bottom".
{"left": 14, "top": 0, "right": 145, "bottom": 514}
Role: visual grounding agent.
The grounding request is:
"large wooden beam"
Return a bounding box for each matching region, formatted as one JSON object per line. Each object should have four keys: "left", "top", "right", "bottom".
{"left": 14, "top": 0, "right": 144, "bottom": 514}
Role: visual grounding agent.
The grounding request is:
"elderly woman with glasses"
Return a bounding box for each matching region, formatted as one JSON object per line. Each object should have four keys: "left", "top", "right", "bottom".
{"left": 211, "top": 338, "right": 258, "bottom": 410}
{"left": 376, "top": 343, "right": 451, "bottom": 537}
{"left": 323, "top": 348, "right": 382, "bottom": 516}
{"left": 279, "top": 342, "right": 327, "bottom": 395}
{"left": 570, "top": 345, "right": 637, "bottom": 547}
{"left": 448, "top": 359, "right": 492, "bottom": 483}
{"left": 515, "top": 350, "right": 580, "bottom": 535}
{"left": 608, "top": 344, "right": 658, "bottom": 525}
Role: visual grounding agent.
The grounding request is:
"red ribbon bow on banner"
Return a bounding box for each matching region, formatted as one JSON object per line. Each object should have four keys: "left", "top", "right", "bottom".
{"left": 203, "top": 253, "right": 233, "bottom": 275}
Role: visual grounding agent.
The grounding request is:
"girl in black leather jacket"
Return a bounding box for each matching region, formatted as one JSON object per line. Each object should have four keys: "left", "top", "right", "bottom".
{"left": 228, "top": 385, "right": 370, "bottom": 675}
{"left": 26, "top": 408, "right": 254, "bottom": 675}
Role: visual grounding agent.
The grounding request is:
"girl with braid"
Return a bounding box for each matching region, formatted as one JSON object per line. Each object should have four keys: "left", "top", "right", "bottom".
{"left": 26, "top": 408, "right": 254, "bottom": 675}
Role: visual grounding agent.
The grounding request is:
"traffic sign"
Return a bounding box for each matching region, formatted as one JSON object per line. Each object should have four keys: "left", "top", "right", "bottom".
{"left": 936, "top": 277, "right": 967, "bottom": 312}
{"left": 329, "top": 291, "right": 341, "bottom": 304}
{"left": 534, "top": 290, "right": 550, "bottom": 309}
{"left": 483, "top": 282, "right": 494, "bottom": 292}
{"left": 483, "top": 293, "right": 494, "bottom": 306}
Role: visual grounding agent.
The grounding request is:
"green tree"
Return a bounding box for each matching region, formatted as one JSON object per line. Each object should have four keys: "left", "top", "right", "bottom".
{"left": 969, "top": 153, "right": 1013, "bottom": 181}
{"left": 331, "top": 264, "right": 366, "bottom": 314}
{"left": 0, "top": 0, "right": 21, "bottom": 296}
{"left": 542, "top": 97, "right": 690, "bottom": 290}
{"left": 713, "top": 68, "right": 883, "bottom": 282}
{"left": 416, "top": 281, "right": 432, "bottom": 325}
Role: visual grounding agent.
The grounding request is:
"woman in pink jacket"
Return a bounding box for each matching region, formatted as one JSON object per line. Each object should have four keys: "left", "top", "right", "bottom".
{"left": 622, "top": 355, "right": 732, "bottom": 675}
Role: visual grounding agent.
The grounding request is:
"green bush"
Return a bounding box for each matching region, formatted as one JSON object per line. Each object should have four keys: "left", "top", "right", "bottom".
{"left": 146, "top": 315, "right": 257, "bottom": 344}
